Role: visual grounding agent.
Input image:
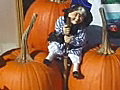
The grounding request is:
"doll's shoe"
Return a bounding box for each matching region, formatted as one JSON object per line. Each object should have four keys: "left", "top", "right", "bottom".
{"left": 43, "top": 59, "right": 52, "bottom": 65}
{"left": 73, "top": 71, "right": 84, "bottom": 79}
{"left": 73, "top": 71, "right": 80, "bottom": 78}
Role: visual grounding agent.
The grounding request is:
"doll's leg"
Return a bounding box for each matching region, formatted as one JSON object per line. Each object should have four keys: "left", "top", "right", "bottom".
{"left": 68, "top": 54, "right": 81, "bottom": 78}
{"left": 44, "top": 53, "right": 55, "bottom": 64}
{"left": 44, "top": 42, "right": 63, "bottom": 65}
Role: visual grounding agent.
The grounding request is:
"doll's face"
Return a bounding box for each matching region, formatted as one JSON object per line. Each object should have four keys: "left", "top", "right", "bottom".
{"left": 68, "top": 7, "right": 86, "bottom": 24}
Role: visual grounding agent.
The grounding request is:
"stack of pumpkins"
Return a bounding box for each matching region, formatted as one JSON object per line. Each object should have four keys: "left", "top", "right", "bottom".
{"left": 0, "top": 0, "right": 70, "bottom": 90}
{"left": 0, "top": 13, "right": 63, "bottom": 90}
{"left": 0, "top": 0, "right": 120, "bottom": 90}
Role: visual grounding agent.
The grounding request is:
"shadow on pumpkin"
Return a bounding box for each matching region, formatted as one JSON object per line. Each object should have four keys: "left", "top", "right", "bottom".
{"left": 30, "top": 50, "right": 46, "bottom": 58}
{"left": 0, "top": 86, "right": 9, "bottom": 90}
{"left": 0, "top": 57, "right": 6, "bottom": 68}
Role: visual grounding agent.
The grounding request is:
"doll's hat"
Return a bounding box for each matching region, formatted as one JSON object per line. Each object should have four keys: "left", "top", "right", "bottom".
{"left": 72, "top": 0, "right": 92, "bottom": 11}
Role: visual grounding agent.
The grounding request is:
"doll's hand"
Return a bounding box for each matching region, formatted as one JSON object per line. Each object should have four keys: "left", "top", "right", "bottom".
{"left": 64, "top": 35, "right": 73, "bottom": 43}
{"left": 63, "top": 25, "right": 71, "bottom": 35}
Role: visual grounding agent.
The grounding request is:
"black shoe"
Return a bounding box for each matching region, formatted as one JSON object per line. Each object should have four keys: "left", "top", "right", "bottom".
{"left": 43, "top": 59, "right": 52, "bottom": 65}
{"left": 73, "top": 71, "right": 84, "bottom": 79}
{"left": 73, "top": 71, "right": 80, "bottom": 78}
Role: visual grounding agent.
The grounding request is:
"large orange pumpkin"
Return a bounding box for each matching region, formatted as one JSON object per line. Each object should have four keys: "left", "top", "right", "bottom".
{"left": 69, "top": 46, "right": 120, "bottom": 90}
{"left": 0, "top": 14, "right": 63, "bottom": 90}
{"left": 68, "top": 8, "right": 120, "bottom": 90}
{"left": 24, "top": 1, "right": 70, "bottom": 51}
{"left": 1, "top": 48, "right": 46, "bottom": 62}
{"left": 0, "top": 61, "right": 63, "bottom": 90}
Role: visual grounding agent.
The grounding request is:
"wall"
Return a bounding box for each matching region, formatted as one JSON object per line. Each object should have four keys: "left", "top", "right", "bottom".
{"left": 88, "top": 0, "right": 102, "bottom": 26}
{"left": 0, "top": 0, "right": 19, "bottom": 54}
{"left": 89, "top": 0, "right": 120, "bottom": 26}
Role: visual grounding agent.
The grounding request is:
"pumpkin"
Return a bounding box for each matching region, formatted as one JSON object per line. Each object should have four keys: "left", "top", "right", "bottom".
{"left": 1, "top": 48, "right": 47, "bottom": 62}
{"left": 24, "top": 1, "right": 70, "bottom": 51}
{"left": 0, "top": 61, "right": 64, "bottom": 90}
{"left": 0, "top": 14, "right": 63, "bottom": 90}
{"left": 68, "top": 8, "right": 120, "bottom": 90}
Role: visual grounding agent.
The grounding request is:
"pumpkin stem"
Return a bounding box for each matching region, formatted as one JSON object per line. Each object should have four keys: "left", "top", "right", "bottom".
{"left": 16, "top": 13, "right": 38, "bottom": 63}
{"left": 97, "top": 8, "right": 114, "bottom": 55}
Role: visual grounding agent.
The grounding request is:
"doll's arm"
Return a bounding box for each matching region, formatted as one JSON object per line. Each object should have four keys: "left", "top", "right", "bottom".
{"left": 70, "top": 31, "right": 86, "bottom": 48}
{"left": 55, "top": 16, "right": 65, "bottom": 34}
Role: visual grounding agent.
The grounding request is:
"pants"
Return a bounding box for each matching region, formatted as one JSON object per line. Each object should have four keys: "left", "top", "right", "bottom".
{"left": 48, "top": 42, "right": 81, "bottom": 64}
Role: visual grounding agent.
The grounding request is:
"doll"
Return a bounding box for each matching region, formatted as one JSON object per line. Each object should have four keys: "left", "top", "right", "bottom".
{"left": 44, "top": 4, "right": 93, "bottom": 78}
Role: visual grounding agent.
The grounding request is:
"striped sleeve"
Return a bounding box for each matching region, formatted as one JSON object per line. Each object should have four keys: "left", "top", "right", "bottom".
{"left": 55, "top": 16, "right": 65, "bottom": 34}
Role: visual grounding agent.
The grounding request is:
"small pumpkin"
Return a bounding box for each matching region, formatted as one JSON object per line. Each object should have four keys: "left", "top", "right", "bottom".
{"left": 24, "top": 1, "right": 70, "bottom": 51}
{"left": 0, "top": 14, "right": 63, "bottom": 90}
{"left": 68, "top": 8, "right": 120, "bottom": 90}
{"left": 1, "top": 48, "right": 47, "bottom": 62}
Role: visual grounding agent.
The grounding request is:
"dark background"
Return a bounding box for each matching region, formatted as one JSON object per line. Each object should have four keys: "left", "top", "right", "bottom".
{"left": 23, "top": 0, "right": 35, "bottom": 16}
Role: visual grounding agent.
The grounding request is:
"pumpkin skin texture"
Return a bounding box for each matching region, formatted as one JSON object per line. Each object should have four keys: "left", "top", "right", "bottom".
{"left": 0, "top": 61, "right": 63, "bottom": 90}
{"left": 0, "top": 48, "right": 63, "bottom": 90}
{"left": 24, "top": 1, "right": 70, "bottom": 51}
{"left": 68, "top": 46, "right": 120, "bottom": 90}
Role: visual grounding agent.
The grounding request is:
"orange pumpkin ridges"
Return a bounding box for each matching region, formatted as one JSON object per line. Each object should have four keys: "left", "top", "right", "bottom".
{"left": 68, "top": 8, "right": 120, "bottom": 90}
{"left": 0, "top": 13, "right": 63, "bottom": 90}
{"left": 0, "top": 61, "right": 63, "bottom": 90}
{"left": 24, "top": 1, "right": 70, "bottom": 51}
